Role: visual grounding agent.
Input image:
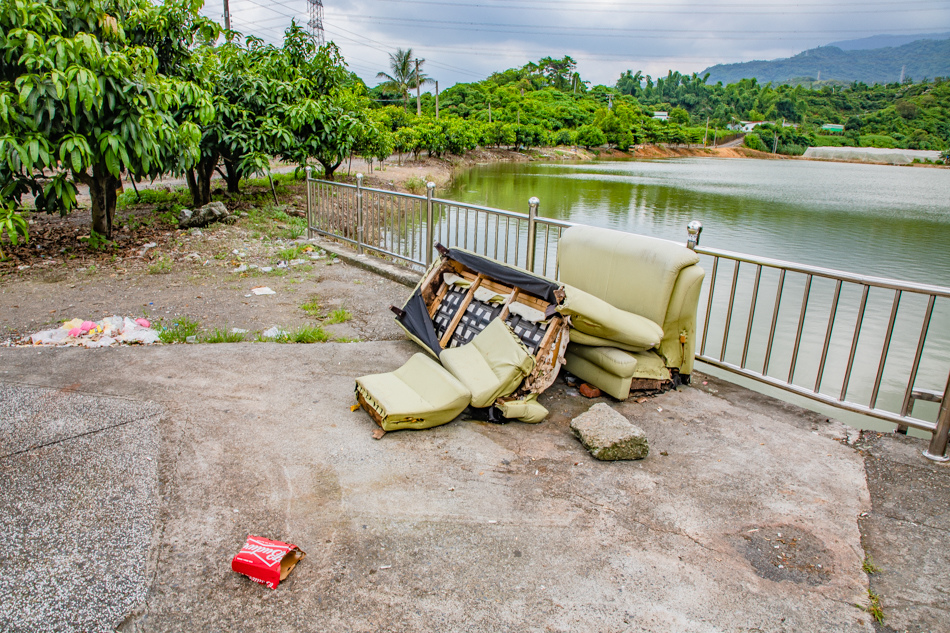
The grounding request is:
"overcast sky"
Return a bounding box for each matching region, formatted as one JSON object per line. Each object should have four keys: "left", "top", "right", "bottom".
{"left": 203, "top": 0, "right": 950, "bottom": 89}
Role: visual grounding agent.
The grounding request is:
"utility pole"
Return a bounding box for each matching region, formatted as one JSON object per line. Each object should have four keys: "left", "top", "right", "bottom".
{"left": 488, "top": 101, "right": 492, "bottom": 123}
{"left": 772, "top": 132, "right": 778, "bottom": 154}
{"left": 703, "top": 115, "right": 709, "bottom": 147}
{"left": 435, "top": 81, "right": 439, "bottom": 120}
{"left": 607, "top": 94, "right": 613, "bottom": 110}
{"left": 415, "top": 59, "right": 421, "bottom": 116}
{"left": 223, "top": 0, "right": 230, "bottom": 30}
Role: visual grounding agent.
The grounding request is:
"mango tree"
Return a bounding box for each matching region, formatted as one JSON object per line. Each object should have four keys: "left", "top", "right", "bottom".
{"left": 0, "top": 0, "right": 213, "bottom": 239}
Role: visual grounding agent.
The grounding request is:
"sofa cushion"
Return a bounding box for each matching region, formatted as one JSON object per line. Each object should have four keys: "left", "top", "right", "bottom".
{"left": 558, "top": 284, "right": 663, "bottom": 351}
{"left": 355, "top": 353, "right": 472, "bottom": 431}
{"left": 557, "top": 225, "right": 700, "bottom": 326}
{"left": 567, "top": 343, "right": 639, "bottom": 378}
{"left": 440, "top": 318, "right": 536, "bottom": 408}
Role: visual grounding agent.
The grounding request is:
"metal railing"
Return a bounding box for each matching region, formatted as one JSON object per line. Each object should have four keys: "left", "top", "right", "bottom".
{"left": 305, "top": 170, "right": 950, "bottom": 462}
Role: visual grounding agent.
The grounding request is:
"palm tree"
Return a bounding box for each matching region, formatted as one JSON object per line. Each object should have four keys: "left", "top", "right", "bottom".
{"left": 377, "top": 48, "right": 431, "bottom": 112}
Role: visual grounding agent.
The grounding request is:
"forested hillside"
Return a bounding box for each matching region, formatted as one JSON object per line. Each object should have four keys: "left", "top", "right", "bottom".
{"left": 702, "top": 39, "right": 950, "bottom": 86}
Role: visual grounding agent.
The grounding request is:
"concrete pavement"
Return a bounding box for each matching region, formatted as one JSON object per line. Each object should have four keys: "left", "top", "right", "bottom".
{"left": 0, "top": 341, "right": 898, "bottom": 632}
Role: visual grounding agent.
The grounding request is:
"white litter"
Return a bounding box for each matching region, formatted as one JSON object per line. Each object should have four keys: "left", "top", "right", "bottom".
{"left": 251, "top": 286, "right": 276, "bottom": 295}
{"left": 261, "top": 326, "right": 286, "bottom": 339}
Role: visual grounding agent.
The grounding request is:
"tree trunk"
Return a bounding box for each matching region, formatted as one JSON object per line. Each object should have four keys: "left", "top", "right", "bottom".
{"left": 319, "top": 158, "right": 342, "bottom": 181}
{"left": 187, "top": 154, "right": 218, "bottom": 207}
{"left": 223, "top": 156, "right": 241, "bottom": 193}
{"left": 82, "top": 164, "right": 120, "bottom": 239}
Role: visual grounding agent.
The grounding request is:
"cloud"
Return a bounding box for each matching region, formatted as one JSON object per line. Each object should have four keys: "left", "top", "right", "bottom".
{"left": 204, "top": 0, "right": 950, "bottom": 87}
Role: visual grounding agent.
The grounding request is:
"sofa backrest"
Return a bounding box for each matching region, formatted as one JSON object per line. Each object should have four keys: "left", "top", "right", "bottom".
{"left": 556, "top": 225, "right": 700, "bottom": 326}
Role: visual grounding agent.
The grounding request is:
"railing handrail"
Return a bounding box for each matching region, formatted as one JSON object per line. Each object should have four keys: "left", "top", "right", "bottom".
{"left": 696, "top": 245, "right": 950, "bottom": 298}
{"left": 305, "top": 172, "right": 949, "bottom": 462}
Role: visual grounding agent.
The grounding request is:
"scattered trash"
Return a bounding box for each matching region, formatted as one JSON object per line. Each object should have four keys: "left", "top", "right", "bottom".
{"left": 251, "top": 286, "right": 276, "bottom": 295}
{"left": 260, "top": 266, "right": 273, "bottom": 273}
{"left": 579, "top": 383, "right": 602, "bottom": 398}
{"left": 289, "top": 259, "right": 308, "bottom": 266}
{"left": 233, "top": 264, "right": 248, "bottom": 273}
{"left": 276, "top": 261, "right": 288, "bottom": 269}
{"left": 17, "top": 265, "right": 30, "bottom": 271}
{"left": 379, "top": 565, "right": 392, "bottom": 570}
{"left": 26, "top": 316, "right": 160, "bottom": 347}
{"left": 231, "top": 535, "right": 306, "bottom": 590}
{"left": 230, "top": 328, "right": 249, "bottom": 334}
{"left": 185, "top": 335, "right": 197, "bottom": 344}
{"left": 563, "top": 374, "right": 579, "bottom": 387}
{"left": 261, "top": 326, "right": 286, "bottom": 339}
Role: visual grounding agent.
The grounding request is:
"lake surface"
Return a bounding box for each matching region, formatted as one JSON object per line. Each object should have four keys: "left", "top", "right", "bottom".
{"left": 444, "top": 158, "right": 950, "bottom": 432}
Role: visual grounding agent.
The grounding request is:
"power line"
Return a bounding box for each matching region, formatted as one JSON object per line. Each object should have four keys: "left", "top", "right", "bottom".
{"left": 339, "top": 15, "right": 950, "bottom": 37}
{"left": 360, "top": 0, "right": 948, "bottom": 15}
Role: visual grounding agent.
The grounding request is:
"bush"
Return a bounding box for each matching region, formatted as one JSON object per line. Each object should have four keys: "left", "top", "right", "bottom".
{"left": 576, "top": 124, "right": 607, "bottom": 149}
{"left": 744, "top": 133, "right": 768, "bottom": 152}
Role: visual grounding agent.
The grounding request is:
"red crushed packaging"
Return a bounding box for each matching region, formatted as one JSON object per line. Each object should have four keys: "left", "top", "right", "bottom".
{"left": 231, "top": 535, "right": 306, "bottom": 589}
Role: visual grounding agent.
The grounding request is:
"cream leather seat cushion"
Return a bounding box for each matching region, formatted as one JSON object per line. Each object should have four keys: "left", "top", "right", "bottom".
{"left": 440, "top": 318, "right": 536, "bottom": 408}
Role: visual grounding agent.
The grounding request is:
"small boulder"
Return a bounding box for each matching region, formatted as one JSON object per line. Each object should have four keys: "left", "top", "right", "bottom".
{"left": 178, "top": 201, "right": 231, "bottom": 229}
{"left": 570, "top": 403, "right": 649, "bottom": 461}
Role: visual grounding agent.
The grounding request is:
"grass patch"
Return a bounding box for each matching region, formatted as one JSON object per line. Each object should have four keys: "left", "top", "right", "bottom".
{"left": 858, "top": 589, "right": 884, "bottom": 623}
{"left": 276, "top": 243, "right": 309, "bottom": 261}
{"left": 147, "top": 255, "right": 173, "bottom": 275}
{"left": 284, "top": 217, "right": 307, "bottom": 240}
{"left": 404, "top": 176, "right": 426, "bottom": 194}
{"left": 116, "top": 187, "right": 189, "bottom": 209}
{"left": 300, "top": 296, "right": 322, "bottom": 317}
{"left": 862, "top": 554, "right": 881, "bottom": 575}
{"left": 203, "top": 328, "right": 247, "bottom": 343}
{"left": 158, "top": 316, "right": 201, "bottom": 344}
{"left": 325, "top": 307, "right": 352, "bottom": 324}
{"left": 280, "top": 324, "right": 330, "bottom": 344}
{"left": 334, "top": 336, "right": 361, "bottom": 343}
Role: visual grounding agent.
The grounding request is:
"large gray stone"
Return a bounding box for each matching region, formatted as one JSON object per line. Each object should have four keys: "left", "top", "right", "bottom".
{"left": 570, "top": 402, "right": 649, "bottom": 460}
{"left": 178, "top": 201, "right": 231, "bottom": 229}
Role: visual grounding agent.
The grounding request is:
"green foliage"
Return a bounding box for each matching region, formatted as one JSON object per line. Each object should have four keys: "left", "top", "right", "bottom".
{"left": 576, "top": 125, "right": 607, "bottom": 148}
{"left": 300, "top": 296, "right": 322, "bottom": 317}
{"left": 278, "top": 324, "right": 330, "bottom": 343}
{"left": 0, "top": 204, "right": 29, "bottom": 258}
{"left": 203, "top": 328, "right": 246, "bottom": 343}
{"left": 744, "top": 133, "right": 769, "bottom": 152}
{"left": 862, "top": 554, "right": 882, "bottom": 575}
{"left": 0, "top": 0, "right": 216, "bottom": 237}
{"left": 158, "top": 316, "right": 200, "bottom": 343}
{"left": 325, "top": 307, "right": 352, "bottom": 324}
{"left": 147, "top": 255, "right": 173, "bottom": 274}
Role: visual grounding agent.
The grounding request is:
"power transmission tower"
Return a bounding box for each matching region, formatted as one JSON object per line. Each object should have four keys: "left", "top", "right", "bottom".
{"left": 308, "top": 0, "right": 325, "bottom": 45}
{"left": 223, "top": 0, "right": 230, "bottom": 30}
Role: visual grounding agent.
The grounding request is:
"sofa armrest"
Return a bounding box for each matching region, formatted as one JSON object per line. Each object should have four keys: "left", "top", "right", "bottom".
{"left": 557, "top": 284, "right": 663, "bottom": 350}
{"left": 657, "top": 264, "right": 705, "bottom": 375}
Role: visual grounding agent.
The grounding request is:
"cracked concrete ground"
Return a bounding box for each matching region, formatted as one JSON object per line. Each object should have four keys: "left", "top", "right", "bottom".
{"left": 1, "top": 341, "right": 902, "bottom": 633}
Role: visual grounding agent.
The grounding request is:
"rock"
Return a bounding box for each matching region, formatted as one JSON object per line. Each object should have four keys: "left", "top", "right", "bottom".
{"left": 570, "top": 403, "right": 649, "bottom": 461}
{"left": 178, "top": 201, "right": 231, "bottom": 229}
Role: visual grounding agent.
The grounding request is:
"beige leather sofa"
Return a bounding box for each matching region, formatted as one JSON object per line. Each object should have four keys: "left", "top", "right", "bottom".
{"left": 556, "top": 225, "right": 705, "bottom": 400}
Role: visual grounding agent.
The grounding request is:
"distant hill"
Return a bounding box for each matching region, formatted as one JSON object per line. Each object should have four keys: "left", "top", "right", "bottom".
{"left": 827, "top": 32, "right": 950, "bottom": 51}
{"left": 702, "top": 38, "right": 950, "bottom": 85}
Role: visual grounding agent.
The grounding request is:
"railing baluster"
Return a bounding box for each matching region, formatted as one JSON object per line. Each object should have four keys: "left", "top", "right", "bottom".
{"left": 741, "top": 264, "right": 762, "bottom": 369}
{"left": 700, "top": 256, "right": 718, "bottom": 356}
{"left": 720, "top": 260, "right": 741, "bottom": 360}
{"left": 815, "top": 280, "right": 842, "bottom": 393}
{"left": 870, "top": 290, "right": 902, "bottom": 410}
{"left": 839, "top": 284, "right": 869, "bottom": 401}
{"left": 763, "top": 269, "right": 786, "bottom": 375}
{"left": 788, "top": 274, "right": 813, "bottom": 384}
{"left": 493, "top": 215, "right": 500, "bottom": 260}
{"left": 901, "top": 295, "right": 935, "bottom": 417}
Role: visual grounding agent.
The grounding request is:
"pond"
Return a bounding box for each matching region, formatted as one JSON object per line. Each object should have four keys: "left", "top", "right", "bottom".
{"left": 444, "top": 158, "right": 950, "bottom": 433}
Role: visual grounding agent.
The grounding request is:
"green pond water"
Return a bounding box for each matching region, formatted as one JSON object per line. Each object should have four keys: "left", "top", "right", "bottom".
{"left": 444, "top": 158, "right": 950, "bottom": 433}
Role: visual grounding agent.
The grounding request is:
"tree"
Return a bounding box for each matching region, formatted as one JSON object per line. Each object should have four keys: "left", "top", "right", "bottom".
{"left": 0, "top": 0, "right": 214, "bottom": 238}
{"left": 376, "top": 48, "right": 431, "bottom": 111}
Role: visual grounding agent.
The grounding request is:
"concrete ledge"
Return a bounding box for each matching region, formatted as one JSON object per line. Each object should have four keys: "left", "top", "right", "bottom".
{"left": 309, "top": 235, "right": 422, "bottom": 288}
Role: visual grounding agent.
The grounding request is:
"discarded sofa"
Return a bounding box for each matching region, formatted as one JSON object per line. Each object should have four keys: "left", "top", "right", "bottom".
{"left": 555, "top": 225, "right": 705, "bottom": 400}
{"left": 354, "top": 246, "right": 570, "bottom": 432}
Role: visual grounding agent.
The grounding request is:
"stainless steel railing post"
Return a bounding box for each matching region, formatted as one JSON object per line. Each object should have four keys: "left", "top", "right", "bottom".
{"left": 526, "top": 197, "right": 539, "bottom": 272}
{"left": 687, "top": 220, "right": 703, "bottom": 250}
{"left": 426, "top": 182, "right": 435, "bottom": 265}
{"left": 305, "top": 166, "right": 313, "bottom": 239}
{"left": 356, "top": 173, "right": 364, "bottom": 254}
{"left": 924, "top": 372, "right": 950, "bottom": 462}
